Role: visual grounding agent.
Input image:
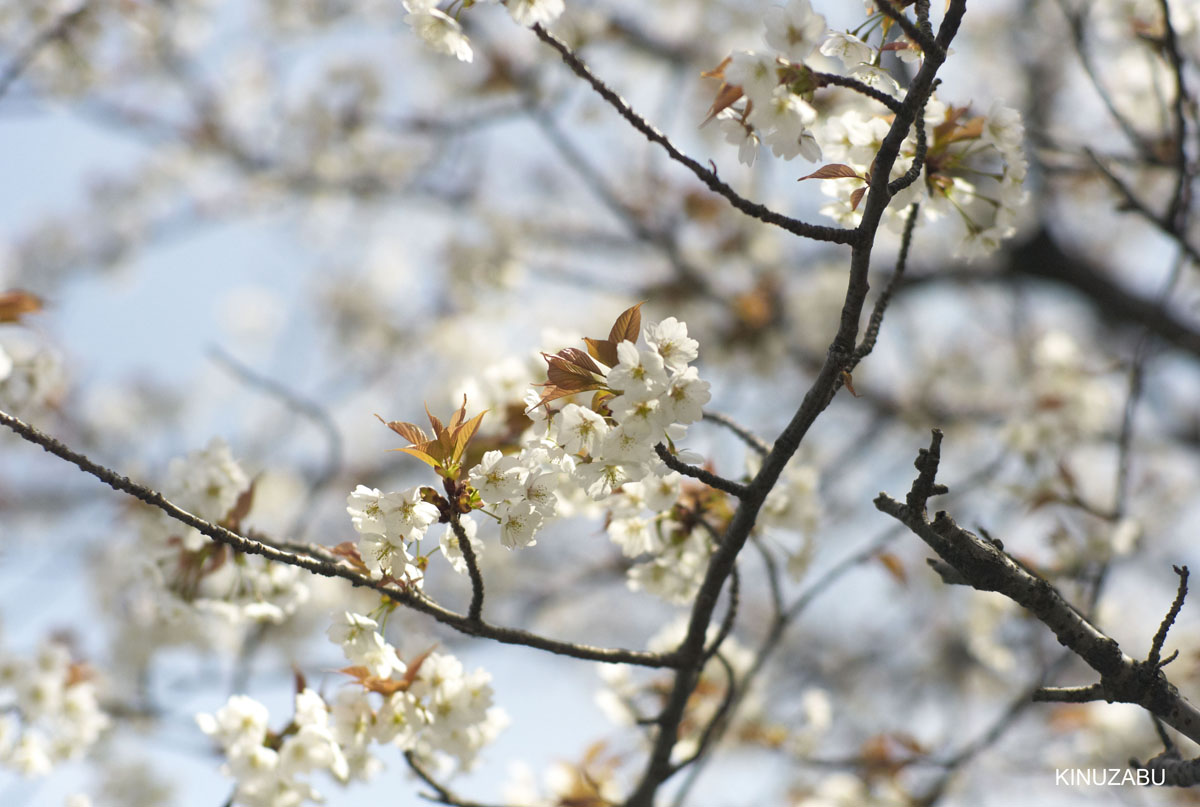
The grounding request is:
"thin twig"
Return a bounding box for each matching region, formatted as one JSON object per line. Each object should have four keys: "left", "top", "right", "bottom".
{"left": 0, "top": 4, "right": 91, "bottom": 102}
{"left": 851, "top": 202, "right": 920, "bottom": 367}
{"left": 404, "top": 751, "right": 512, "bottom": 807}
{"left": 1085, "top": 149, "right": 1200, "bottom": 265}
{"left": 1148, "top": 565, "right": 1189, "bottom": 668}
{"left": 207, "top": 347, "right": 344, "bottom": 540}
{"left": 530, "top": 24, "right": 855, "bottom": 246}
{"left": 700, "top": 410, "right": 770, "bottom": 457}
{"left": 654, "top": 443, "right": 748, "bottom": 498}
{"left": 813, "top": 71, "right": 903, "bottom": 113}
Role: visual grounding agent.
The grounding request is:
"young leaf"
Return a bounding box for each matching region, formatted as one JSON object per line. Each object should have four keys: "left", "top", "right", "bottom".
{"left": 376, "top": 414, "right": 428, "bottom": 446}
{"left": 583, "top": 336, "right": 618, "bottom": 368}
{"left": 397, "top": 446, "right": 441, "bottom": 469}
{"left": 607, "top": 302, "right": 645, "bottom": 345}
{"left": 222, "top": 479, "right": 257, "bottom": 532}
{"left": 543, "top": 350, "right": 606, "bottom": 392}
{"left": 0, "top": 290, "right": 43, "bottom": 323}
{"left": 701, "top": 82, "right": 745, "bottom": 127}
{"left": 451, "top": 409, "right": 488, "bottom": 464}
{"left": 797, "top": 164, "right": 863, "bottom": 182}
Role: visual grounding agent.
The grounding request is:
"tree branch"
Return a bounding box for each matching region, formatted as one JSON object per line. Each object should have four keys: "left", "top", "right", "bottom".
{"left": 530, "top": 24, "right": 856, "bottom": 246}
{"left": 0, "top": 409, "right": 680, "bottom": 669}
{"left": 876, "top": 430, "right": 1200, "bottom": 748}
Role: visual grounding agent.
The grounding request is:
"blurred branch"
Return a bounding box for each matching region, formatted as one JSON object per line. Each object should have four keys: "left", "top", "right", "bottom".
{"left": 902, "top": 228, "right": 1200, "bottom": 358}
{"left": 0, "top": 3, "right": 91, "bottom": 102}
{"left": 207, "top": 347, "right": 344, "bottom": 540}
{"left": 405, "top": 751, "right": 512, "bottom": 807}
{"left": 1086, "top": 149, "right": 1200, "bottom": 265}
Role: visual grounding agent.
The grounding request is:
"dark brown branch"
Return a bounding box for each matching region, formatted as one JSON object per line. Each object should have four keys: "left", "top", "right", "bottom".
{"left": 851, "top": 202, "right": 920, "bottom": 368}
{"left": 404, "top": 751, "right": 513, "bottom": 807}
{"left": 876, "top": 431, "right": 1200, "bottom": 747}
{"left": 667, "top": 652, "right": 737, "bottom": 776}
{"left": 886, "top": 99, "right": 929, "bottom": 197}
{"left": 1148, "top": 565, "right": 1189, "bottom": 669}
{"left": 876, "top": 0, "right": 943, "bottom": 60}
{"left": 624, "top": 6, "right": 968, "bottom": 803}
{"left": 1137, "top": 750, "right": 1200, "bottom": 786}
{"left": 530, "top": 24, "right": 855, "bottom": 246}
{"left": 654, "top": 443, "right": 748, "bottom": 498}
{"left": 450, "top": 510, "right": 485, "bottom": 622}
{"left": 813, "top": 71, "right": 903, "bottom": 113}
{"left": 1156, "top": 0, "right": 1193, "bottom": 230}
{"left": 0, "top": 409, "right": 679, "bottom": 669}
{"left": 702, "top": 565, "right": 739, "bottom": 663}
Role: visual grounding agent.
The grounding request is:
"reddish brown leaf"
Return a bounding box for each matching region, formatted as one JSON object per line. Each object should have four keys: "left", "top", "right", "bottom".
{"left": 526, "top": 384, "right": 578, "bottom": 412}
{"left": 850, "top": 186, "right": 868, "bottom": 211}
{"left": 0, "top": 290, "right": 42, "bottom": 323}
{"left": 559, "top": 347, "right": 603, "bottom": 375}
{"left": 932, "top": 105, "right": 970, "bottom": 142}
{"left": 543, "top": 350, "right": 606, "bottom": 392}
{"left": 331, "top": 542, "right": 370, "bottom": 574}
{"left": 607, "top": 302, "right": 645, "bottom": 345}
{"left": 222, "top": 479, "right": 257, "bottom": 532}
{"left": 293, "top": 664, "right": 308, "bottom": 696}
{"left": 701, "top": 82, "right": 745, "bottom": 127}
{"left": 583, "top": 337, "right": 618, "bottom": 368}
{"left": 400, "top": 644, "right": 438, "bottom": 689}
{"left": 447, "top": 396, "right": 468, "bottom": 430}
{"left": 65, "top": 662, "right": 94, "bottom": 688}
{"left": 451, "top": 409, "right": 488, "bottom": 464}
{"left": 339, "top": 666, "right": 411, "bottom": 696}
{"left": 425, "top": 402, "right": 455, "bottom": 458}
{"left": 841, "top": 371, "right": 860, "bottom": 397}
{"left": 797, "top": 163, "right": 862, "bottom": 182}
{"left": 941, "top": 115, "right": 985, "bottom": 144}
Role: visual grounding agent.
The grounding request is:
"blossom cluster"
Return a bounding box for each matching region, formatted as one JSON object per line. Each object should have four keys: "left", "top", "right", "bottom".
{"left": 402, "top": 0, "right": 565, "bottom": 64}
{"left": 708, "top": 0, "right": 1028, "bottom": 256}
{"left": 717, "top": 0, "right": 830, "bottom": 164}
{"left": 198, "top": 612, "right": 506, "bottom": 807}
{"left": 0, "top": 640, "right": 109, "bottom": 777}
{"left": 1004, "top": 330, "right": 1115, "bottom": 458}
{"left": 814, "top": 97, "right": 1029, "bottom": 258}
{"left": 113, "top": 439, "right": 309, "bottom": 662}
{"left": 467, "top": 315, "right": 714, "bottom": 591}
{"left": 353, "top": 309, "right": 721, "bottom": 602}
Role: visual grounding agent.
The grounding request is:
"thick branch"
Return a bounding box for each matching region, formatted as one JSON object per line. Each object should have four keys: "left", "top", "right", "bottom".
{"left": 876, "top": 431, "right": 1200, "bottom": 748}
